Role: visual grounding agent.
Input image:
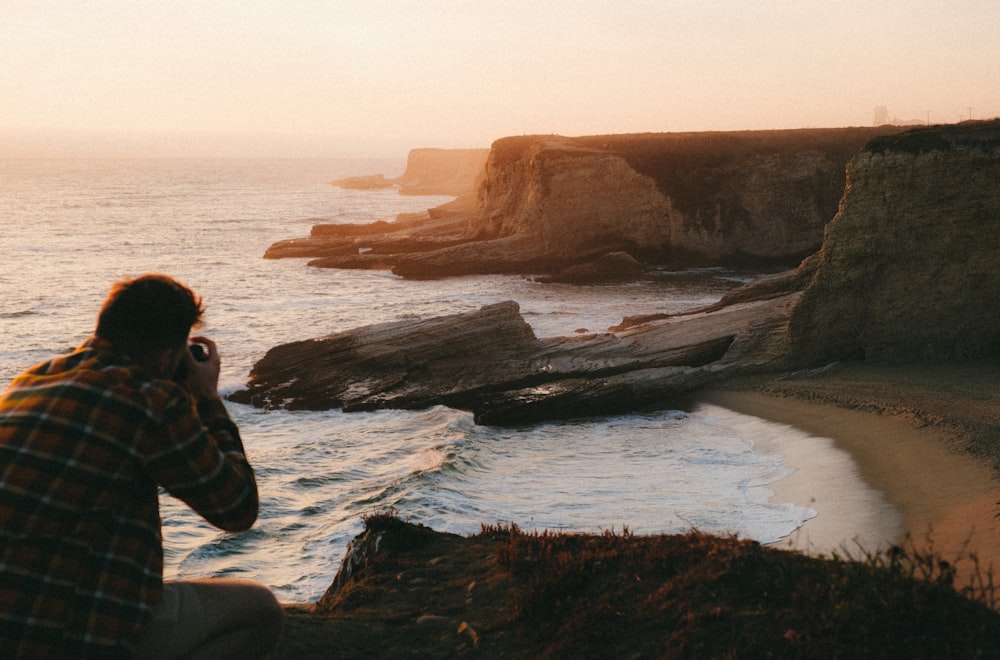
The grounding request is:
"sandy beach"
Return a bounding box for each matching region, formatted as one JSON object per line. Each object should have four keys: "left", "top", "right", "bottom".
{"left": 699, "top": 361, "right": 1000, "bottom": 582}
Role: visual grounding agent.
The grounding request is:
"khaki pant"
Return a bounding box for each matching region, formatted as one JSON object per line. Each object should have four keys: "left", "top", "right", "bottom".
{"left": 134, "top": 579, "right": 284, "bottom": 660}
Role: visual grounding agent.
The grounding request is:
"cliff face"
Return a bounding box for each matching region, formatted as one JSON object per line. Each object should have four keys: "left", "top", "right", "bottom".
{"left": 394, "top": 148, "right": 489, "bottom": 196}
{"left": 470, "top": 128, "right": 901, "bottom": 263}
{"left": 473, "top": 140, "right": 676, "bottom": 253}
{"left": 330, "top": 147, "right": 488, "bottom": 196}
{"left": 270, "top": 128, "right": 904, "bottom": 280}
{"left": 789, "top": 121, "right": 1000, "bottom": 363}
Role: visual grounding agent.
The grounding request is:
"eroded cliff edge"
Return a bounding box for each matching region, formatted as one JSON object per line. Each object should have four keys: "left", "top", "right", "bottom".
{"left": 788, "top": 122, "right": 1000, "bottom": 364}
{"left": 266, "top": 127, "right": 904, "bottom": 280}
{"left": 234, "top": 121, "right": 1000, "bottom": 425}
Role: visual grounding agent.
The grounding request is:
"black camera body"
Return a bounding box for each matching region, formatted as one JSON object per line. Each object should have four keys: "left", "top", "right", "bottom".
{"left": 173, "top": 343, "right": 209, "bottom": 381}
{"left": 189, "top": 343, "right": 208, "bottom": 362}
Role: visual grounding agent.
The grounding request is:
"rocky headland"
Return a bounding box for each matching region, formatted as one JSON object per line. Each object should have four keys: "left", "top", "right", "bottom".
{"left": 254, "top": 120, "right": 1000, "bottom": 655}
{"left": 330, "top": 147, "right": 488, "bottom": 197}
{"left": 235, "top": 120, "right": 1000, "bottom": 428}
{"left": 265, "top": 126, "right": 905, "bottom": 280}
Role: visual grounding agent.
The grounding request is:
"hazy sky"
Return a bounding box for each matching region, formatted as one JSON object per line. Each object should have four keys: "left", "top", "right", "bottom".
{"left": 3, "top": 1, "right": 999, "bottom": 158}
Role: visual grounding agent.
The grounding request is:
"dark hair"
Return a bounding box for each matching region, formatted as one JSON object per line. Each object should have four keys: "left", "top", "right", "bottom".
{"left": 95, "top": 274, "right": 204, "bottom": 360}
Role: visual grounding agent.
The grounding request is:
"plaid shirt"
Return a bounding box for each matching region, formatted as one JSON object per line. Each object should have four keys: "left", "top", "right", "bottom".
{"left": 0, "top": 337, "right": 259, "bottom": 658}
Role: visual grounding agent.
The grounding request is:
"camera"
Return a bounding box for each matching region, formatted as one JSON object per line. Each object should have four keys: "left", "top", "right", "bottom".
{"left": 173, "top": 343, "right": 209, "bottom": 381}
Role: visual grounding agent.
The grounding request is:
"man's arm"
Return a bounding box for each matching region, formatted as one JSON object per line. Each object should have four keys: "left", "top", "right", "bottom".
{"left": 146, "top": 338, "right": 259, "bottom": 532}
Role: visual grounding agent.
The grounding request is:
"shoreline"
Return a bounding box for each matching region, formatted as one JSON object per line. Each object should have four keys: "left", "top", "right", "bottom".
{"left": 699, "top": 365, "right": 1000, "bottom": 579}
{"left": 695, "top": 401, "right": 904, "bottom": 556}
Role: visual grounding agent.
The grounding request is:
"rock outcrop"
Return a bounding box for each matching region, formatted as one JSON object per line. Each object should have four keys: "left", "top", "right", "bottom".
{"left": 330, "top": 148, "right": 489, "bottom": 197}
{"left": 229, "top": 294, "right": 797, "bottom": 425}
{"left": 788, "top": 121, "right": 1000, "bottom": 364}
{"left": 535, "top": 251, "right": 643, "bottom": 284}
{"left": 397, "top": 129, "right": 892, "bottom": 278}
{"left": 239, "top": 121, "right": 1000, "bottom": 424}
{"left": 273, "top": 127, "right": 904, "bottom": 280}
{"left": 328, "top": 173, "right": 395, "bottom": 190}
{"left": 393, "top": 148, "right": 490, "bottom": 196}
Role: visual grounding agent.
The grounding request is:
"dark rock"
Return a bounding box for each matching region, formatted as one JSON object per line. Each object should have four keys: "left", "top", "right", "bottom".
{"left": 265, "top": 213, "right": 473, "bottom": 261}
{"left": 229, "top": 294, "right": 797, "bottom": 424}
{"left": 321, "top": 516, "right": 455, "bottom": 602}
{"left": 307, "top": 253, "right": 400, "bottom": 270}
{"left": 229, "top": 301, "right": 540, "bottom": 413}
{"left": 390, "top": 235, "right": 578, "bottom": 279}
{"left": 534, "top": 251, "right": 643, "bottom": 284}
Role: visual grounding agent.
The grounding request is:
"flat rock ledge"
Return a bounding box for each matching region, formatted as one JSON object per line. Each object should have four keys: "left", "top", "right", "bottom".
{"left": 229, "top": 286, "right": 797, "bottom": 425}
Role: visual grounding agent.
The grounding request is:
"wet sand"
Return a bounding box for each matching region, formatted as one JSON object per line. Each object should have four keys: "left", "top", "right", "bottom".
{"left": 700, "top": 362, "right": 1000, "bottom": 579}
{"left": 696, "top": 401, "right": 904, "bottom": 555}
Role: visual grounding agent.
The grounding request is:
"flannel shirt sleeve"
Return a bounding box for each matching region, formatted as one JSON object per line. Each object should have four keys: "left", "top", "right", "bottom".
{"left": 143, "top": 388, "right": 259, "bottom": 532}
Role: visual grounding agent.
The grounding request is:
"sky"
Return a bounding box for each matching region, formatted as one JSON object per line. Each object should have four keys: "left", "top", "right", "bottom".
{"left": 3, "top": 0, "right": 999, "bottom": 158}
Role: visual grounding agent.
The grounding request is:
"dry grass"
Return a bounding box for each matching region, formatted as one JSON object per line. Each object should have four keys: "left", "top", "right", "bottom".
{"left": 276, "top": 514, "right": 1000, "bottom": 658}
{"left": 483, "top": 521, "right": 1000, "bottom": 658}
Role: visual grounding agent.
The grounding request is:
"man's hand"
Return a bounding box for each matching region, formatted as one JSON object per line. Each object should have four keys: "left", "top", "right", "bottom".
{"left": 181, "top": 336, "right": 222, "bottom": 400}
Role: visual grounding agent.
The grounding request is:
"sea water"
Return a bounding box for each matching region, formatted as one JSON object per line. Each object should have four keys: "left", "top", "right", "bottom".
{"left": 1, "top": 157, "right": 872, "bottom": 602}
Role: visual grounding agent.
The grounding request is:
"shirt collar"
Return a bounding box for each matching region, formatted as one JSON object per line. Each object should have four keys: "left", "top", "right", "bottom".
{"left": 78, "top": 336, "right": 133, "bottom": 363}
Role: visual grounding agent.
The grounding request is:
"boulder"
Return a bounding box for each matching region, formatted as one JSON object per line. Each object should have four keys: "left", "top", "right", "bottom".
{"left": 264, "top": 210, "right": 474, "bottom": 261}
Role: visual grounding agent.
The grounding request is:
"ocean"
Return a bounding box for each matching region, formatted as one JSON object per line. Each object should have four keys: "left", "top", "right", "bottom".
{"left": 1, "top": 157, "right": 887, "bottom": 602}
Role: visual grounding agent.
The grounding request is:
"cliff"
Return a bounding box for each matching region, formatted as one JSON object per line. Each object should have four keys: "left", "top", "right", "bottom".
{"left": 393, "top": 148, "right": 489, "bottom": 196}
{"left": 401, "top": 129, "right": 893, "bottom": 274}
{"left": 330, "top": 147, "right": 488, "bottom": 197}
{"left": 269, "top": 127, "right": 904, "bottom": 279}
{"left": 788, "top": 121, "right": 1000, "bottom": 364}
{"left": 239, "top": 121, "right": 1000, "bottom": 425}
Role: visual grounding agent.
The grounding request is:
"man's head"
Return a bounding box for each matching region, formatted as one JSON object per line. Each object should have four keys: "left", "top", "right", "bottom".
{"left": 96, "top": 274, "right": 205, "bottom": 363}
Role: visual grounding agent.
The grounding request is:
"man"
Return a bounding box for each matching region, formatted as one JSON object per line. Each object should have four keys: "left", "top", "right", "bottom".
{"left": 0, "top": 274, "right": 284, "bottom": 658}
